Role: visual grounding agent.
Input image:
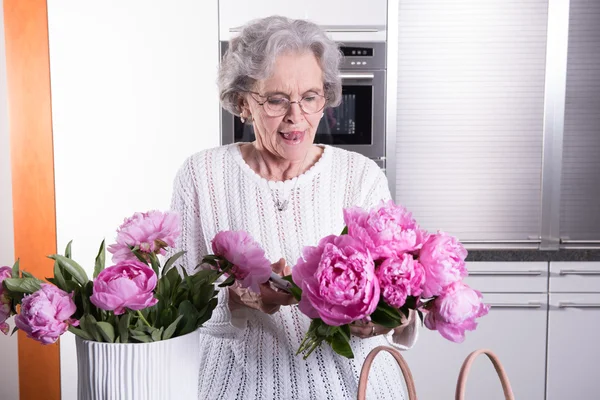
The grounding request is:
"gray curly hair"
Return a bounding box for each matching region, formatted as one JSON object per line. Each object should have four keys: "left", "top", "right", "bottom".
{"left": 218, "top": 15, "right": 343, "bottom": 117}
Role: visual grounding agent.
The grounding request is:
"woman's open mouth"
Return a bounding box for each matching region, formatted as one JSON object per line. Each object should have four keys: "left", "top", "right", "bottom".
{"left": 279, "top": 130, "right": 305, "bottom": 144}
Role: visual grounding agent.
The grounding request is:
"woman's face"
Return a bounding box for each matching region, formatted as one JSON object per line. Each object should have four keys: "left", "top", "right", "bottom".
{"left": 243, "top": 51, "right": 325, "bottom": 162}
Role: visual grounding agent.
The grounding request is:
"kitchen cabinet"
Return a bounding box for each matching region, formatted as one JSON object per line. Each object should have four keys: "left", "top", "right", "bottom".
{"left": 402, "top": 262, "right": 549, "bottom": 399}
{"left": 403, "top": 293, "right": 548, "bottom": 400}
{"left": 218, "top": 0, "right": 388, "bottom": 40}
{"left": 546, "top": 262, "right": 600, "bottom": 400}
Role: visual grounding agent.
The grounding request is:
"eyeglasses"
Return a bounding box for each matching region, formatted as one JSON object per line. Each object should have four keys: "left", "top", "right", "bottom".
{"left": 247, "top": 91, "right": 327, "bottom": 117}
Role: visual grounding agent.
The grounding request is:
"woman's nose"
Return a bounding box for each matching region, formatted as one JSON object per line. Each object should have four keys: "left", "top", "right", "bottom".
{"left": 284, "top": 101, "right": 304, "bottom": 124}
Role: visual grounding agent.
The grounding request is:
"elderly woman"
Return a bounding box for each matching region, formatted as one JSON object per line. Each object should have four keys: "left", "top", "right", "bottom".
{"left": 170, "top": 15, "right": 418, "bottom": 399}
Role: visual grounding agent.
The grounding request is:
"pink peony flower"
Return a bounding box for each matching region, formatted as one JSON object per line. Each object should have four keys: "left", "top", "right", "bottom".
{"left": 419, "top": 231, "right": 468, "bottom": 298}
{"left": 211, "top": 231, "right": 271, "bottom": 293}
{"left": 14, "top": 283, "right": 79, "bottom": 344}
{"left": 344, "top": 200, "right": 428, "bottom": 260}
{"left": 107, "top": 210, "right": 181, "bottom": 263}
{"left": 292, "top": 235, "right": 380, "bottom": 326}
{"left": 90, "top": 260, "right": 158, "bottom": 315}
{"left": 376, "top": 254, "right": 425, "bottom": 308}
{"left": 424, "top": 281, "right": 489, "bottom": 343}
{"left": 0, "top": 266, "right": 13, "bottom": 335}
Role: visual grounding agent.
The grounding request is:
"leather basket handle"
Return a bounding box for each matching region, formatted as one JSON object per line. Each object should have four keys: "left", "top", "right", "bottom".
{"left": 455, "top": 348, "right": 515, "bottom": 400}
{"left": 357, "top": 346, "right": 418, "bottom": 400}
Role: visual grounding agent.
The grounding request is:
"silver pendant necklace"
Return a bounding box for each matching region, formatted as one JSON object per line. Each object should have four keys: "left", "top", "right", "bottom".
{"left": 254, "top": 147, "right": 309, "bottom": 212}
{"left": 275, "top": 179, "right": 298, "bottom": 211}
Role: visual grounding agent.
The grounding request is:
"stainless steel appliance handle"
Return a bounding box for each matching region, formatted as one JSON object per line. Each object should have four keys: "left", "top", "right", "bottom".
{"left": 559, "top": 269, "right": 600, "bottom": 276}
{"left": 469, "top": 270, "right": 543, "bottom": 276}
{"left": 230, "top": 25, "right": 385, "bottom": 33}
{"left": 339, "top": 73, "right": 375, "bottom": 80}
{"left": 558, "top": 302, "right": 600, "bottom": 309}
{"left": 488, "top": 302, "right": 543, "bottom": 309}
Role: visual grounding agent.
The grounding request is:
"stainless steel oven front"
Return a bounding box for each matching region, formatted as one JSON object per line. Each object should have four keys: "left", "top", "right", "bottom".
{"left": 220, "top": 41, "right": 386, "bottom": 170}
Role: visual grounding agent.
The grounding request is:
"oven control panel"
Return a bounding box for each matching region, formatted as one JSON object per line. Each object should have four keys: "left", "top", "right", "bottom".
{"left": 338, "top": 42, "right": 385, "bottom": 70}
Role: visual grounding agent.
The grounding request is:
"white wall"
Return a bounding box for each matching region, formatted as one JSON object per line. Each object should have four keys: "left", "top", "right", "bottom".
{"left": 0, "top": 1, "right": 20, "bottom": 399}
{"left": 46, "top": 1, "right": 220, "bottom": 398}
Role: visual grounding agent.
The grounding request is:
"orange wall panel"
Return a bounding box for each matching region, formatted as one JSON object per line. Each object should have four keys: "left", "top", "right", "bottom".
{"left": 3, "top": 0, "right": 60, "bottom": 399}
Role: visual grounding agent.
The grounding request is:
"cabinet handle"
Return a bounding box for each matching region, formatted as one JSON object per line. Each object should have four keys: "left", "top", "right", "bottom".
{"left": 558, "top": 302, "right": 600, "bottom": 309}
{"left": 339, "top": 73, "right": 375, "bottom": 80}
{"left": 488, "top": 302, "right": 542, "bottom": 309}
{"left": 559, "top": 269, "right": 600, "bottom": 276}
{"left": 469, "top": 270, "right": 543, "bottom": 276}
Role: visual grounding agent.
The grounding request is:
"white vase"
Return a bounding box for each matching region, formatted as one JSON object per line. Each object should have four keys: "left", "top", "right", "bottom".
{"left": 75, "top": 329, "right": 201, "bottom": 400}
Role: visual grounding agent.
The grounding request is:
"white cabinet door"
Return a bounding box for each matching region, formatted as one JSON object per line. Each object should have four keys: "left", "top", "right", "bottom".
{"left": 402, "top": 293, "right": 547, "bottom": 400}
{"left": 547, "top": 293, "right": 600, "bottom": 400}
{"left": 218, "top": 0, "right": 388, "bottom": 40}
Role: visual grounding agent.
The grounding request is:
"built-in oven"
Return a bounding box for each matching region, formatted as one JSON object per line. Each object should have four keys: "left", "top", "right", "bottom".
{"left": 220, "top": 41, "right": 386, "bottom": 170}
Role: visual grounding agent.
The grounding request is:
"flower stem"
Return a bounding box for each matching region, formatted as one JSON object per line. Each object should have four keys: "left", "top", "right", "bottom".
{"left": 136, "top": 310, "right": 151, "bottom": 328}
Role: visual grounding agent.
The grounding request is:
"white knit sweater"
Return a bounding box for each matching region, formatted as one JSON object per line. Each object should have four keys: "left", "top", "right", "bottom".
{"left": 169, "top": 143, "right": 419, "bottom": 400}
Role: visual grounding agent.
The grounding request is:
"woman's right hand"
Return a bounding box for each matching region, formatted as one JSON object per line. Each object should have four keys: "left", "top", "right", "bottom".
{"left": 228, "top": 258, "right": 297, "bottom": 314}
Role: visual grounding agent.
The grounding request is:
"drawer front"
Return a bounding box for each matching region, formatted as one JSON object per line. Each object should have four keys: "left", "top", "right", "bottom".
{"left": 547, "top": 293, "right": 600, "bottom": 400}
{"left": 464, "top": 262, "right": 548, "bottom": 293}
{"left": 550, "top": 262, "right": 600, "bottom": 292}
{"left": 403, "top": 293, "right": 548, "bottom": 400}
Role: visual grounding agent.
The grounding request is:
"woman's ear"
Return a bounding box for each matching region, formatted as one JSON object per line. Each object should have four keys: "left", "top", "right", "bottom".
{"left": 238, "top": 95, "right": 252, "bottom": 123}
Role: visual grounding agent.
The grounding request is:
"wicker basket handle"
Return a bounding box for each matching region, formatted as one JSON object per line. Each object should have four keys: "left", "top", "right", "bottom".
{"left": 357, "top": 346, "right": 418, "bottom": 400}
{"left": 455, "top": 348, "right": 515, "bottom": 400}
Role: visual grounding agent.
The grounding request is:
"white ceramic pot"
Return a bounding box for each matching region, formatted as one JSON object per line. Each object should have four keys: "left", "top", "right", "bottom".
{"left": 75, "top": 329, "right": 201, "bottom": 400}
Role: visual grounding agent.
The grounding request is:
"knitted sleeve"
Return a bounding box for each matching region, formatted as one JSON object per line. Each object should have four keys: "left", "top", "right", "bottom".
{"left": 169, "top": 155, "right": 243, "bottom": 337}
{"left": 358, "top": 160, "right": 420, "bottom": 351}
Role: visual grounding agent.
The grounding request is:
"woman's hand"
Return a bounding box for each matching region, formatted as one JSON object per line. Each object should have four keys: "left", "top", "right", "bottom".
{"left": 228, "top": 258, "right": 298, "bottom": 314}
{"left": 350, "top": 309, "right": 414, "bottom": 339}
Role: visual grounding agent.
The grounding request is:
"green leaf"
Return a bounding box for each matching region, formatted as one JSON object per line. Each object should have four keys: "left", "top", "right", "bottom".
{"left": 370, "top": 309, "right": 403, "bottom": 329}
{"left": 217, "top": 274, "right": 236, "bottom": 288}
{"left": 158, "top": 276, "right": 171, "bottom": 298}
{"left": 282, "top": 275, "right": 302, "bottom": 301}
{"left": 148, "top": 253, "right": 160, "bottom": 277}
{"left": 403, "top": 295, "right": 418, "bottom": 310}
{"left": 196, "top": 298, "right": 218, "bottom": 327}
{"left": 79, "top": 315, "right": 103, "bottom": 342}
{"left": 329, "top": 331, "right": 354, "bottom": 359}
{"left": 339, "top": 324, "right": 351, "bottom": 342}
{"left": 3, "top": 278, "right": 42, "bottom": 294}
{"left": 68, "top": 326, "right": 93, "bottom": 341}
{"left": 417, "top": 310, "right": 424, "bottom": 326}
{"left": 11, "top": 259, "right": 20, "bottom": 279}
{"left": 130, "top": 335, "right": 152, "bottom": 343}
{"left": 11, "top": 326, "right": 19, "bottom": 336}
{"left": 340, "top": 226, "right": 348, "bottom": 235}
{"left": 132, "top": 249, "right": 149, "bottom": 265}
{"left": 53, "top": 260, "right": 68, "bottom": 291}
{"left": 166, "top": 266, "right": 182, "bottom": 292}
{"left": 93, "top": 240, "right": 106, "bottom": 279}
{"left": 177, "top": 300, "right": 200, "bottom": 336}
{"left": 151, "top": 327, "right": 163, "bottom": 342}
{"left": 162, "top": 251, "right": 186, "bottom": 277}
{"left": 48, "top": 255, "right": 89, "bottom": 286}
{"left": 64, "top": 240, "right": 73, "bottom": 259}
{"left": 129, "top": 329, "right": 152, "bottom": 343}
{"left": 96, "top": 322, "right": 115, "bottom": 343}
{"left": 21, "top": 271, "right": 34, "bottom": 279}
{"left": 162, "top": 315, "right": 184, "bottom": 340}
{"left": 118, "top": 313, "right": 131, "bottom": 343}
{"left": 201, "top": 258, "right": 218, "bottom": 268}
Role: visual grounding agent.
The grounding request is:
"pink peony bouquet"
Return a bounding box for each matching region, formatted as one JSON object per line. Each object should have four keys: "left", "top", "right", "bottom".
{"left": 286, "top": 200, "right": 489, "bottom": 359}
{"left": 0, "top": 211, "right": 257, "bottom": 345}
